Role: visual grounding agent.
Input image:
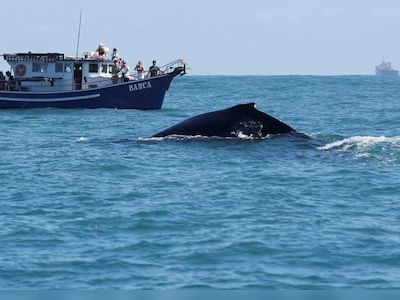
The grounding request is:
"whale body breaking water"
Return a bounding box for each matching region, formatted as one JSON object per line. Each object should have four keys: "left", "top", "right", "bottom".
{"left": 152, "top": 103, "right": 297, "bottom": 139}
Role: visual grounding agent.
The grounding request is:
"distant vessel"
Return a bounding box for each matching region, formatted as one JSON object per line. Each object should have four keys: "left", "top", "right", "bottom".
{"left": 375, "top": 60, "right": 399, "bottom": 76}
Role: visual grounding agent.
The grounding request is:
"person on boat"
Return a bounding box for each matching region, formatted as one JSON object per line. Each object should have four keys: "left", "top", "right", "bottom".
{"left": 149, "top": 60, "right": 160, "bottom": 77}
{"left": 5, "top": 71, "right": 16, "bottom": 91}
{"left": 134, "top": 61, "right": 145, "bottom": 79}
{"left": 111, "top": 48, "right": 119, "bottom": 61}
{"left": 0, "top": 71, "right": 5, "bottom": 90}
{"left": 96, "top": 43, "right": 109, "bottom": 59}
{"left": 111, "top": 60, "right": 120, "bottom": 84}
{"left": 119, "top": 60, "right": 130, "bottom": 82}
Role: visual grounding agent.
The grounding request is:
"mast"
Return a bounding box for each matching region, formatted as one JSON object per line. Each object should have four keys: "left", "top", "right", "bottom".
{"left": 75, "top": 9, "right": 83, "bottom": 60}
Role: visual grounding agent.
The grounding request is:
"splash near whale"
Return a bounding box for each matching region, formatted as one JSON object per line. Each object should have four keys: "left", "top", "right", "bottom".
{"left": 152, "top": 103, "right": 297, "bottom": 139}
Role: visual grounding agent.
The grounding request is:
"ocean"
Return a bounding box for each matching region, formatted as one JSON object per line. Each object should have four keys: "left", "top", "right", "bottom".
{"left": 0, "top": 75, "right": 400, "bottom": 289}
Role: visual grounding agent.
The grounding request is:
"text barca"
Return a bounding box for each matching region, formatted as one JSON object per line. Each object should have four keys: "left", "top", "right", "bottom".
{"left": 129, "top": 81, "right": 152, "bottom": 92}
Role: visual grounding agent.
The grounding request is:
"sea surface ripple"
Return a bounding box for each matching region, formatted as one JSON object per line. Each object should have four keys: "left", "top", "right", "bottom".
{"left": 0, "top": 76, "right": 400, "bottom": 288}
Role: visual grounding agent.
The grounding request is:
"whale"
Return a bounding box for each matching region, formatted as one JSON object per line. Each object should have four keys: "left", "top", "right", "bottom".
{"left": 152, "top": 103, "right": 297, "bottom": 138}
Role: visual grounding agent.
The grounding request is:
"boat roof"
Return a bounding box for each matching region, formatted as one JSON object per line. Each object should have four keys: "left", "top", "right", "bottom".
{"left": 3, "top": 52, "right": 113, "bottom": 63}
{"left": 4, "top": 52, "right": 65, "bottom": 62}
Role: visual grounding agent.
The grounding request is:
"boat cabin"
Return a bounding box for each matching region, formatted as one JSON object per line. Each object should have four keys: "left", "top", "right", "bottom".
{"left": 3, "top": 52, "right": 120, "bottom": 92}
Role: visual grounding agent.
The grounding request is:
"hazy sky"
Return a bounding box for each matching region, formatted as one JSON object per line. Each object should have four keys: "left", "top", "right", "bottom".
{"left": 1, "top": 0, "right": 399, "bottom": 75}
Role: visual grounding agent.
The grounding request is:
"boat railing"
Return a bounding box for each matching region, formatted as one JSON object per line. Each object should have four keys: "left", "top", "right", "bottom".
{"left": 2, "top": 59, "right": 186, "bottom": 92}
{"left": 127, "top": 59, "right": 186, "bottom": 80}
{"left": 159, "top": 59, "right": 186, "bottom": 74}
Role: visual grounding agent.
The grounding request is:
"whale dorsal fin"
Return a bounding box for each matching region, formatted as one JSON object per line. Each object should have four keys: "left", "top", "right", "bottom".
{"left": 230, "top": 103, "right": 256, "bottom": 111}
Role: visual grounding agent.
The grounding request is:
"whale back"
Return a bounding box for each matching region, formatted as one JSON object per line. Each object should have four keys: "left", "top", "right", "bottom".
{"left": 152, "top": 103, "right": 296, "bottom": 138}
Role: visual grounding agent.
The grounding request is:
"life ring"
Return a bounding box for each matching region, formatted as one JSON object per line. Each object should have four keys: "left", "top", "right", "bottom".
{"left": 15, "top": 64, "right": 26, "bottom": 77}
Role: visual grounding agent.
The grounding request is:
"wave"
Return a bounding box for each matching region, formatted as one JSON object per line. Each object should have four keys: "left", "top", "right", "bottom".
{"left": 138, "top": 132, "right": 310, "bottom": 142}
{"left": 140, "top": 134, "right": 261, "bottom": 142}
{"left": 76, "top": 136, "right": 89, "bottom": 142}
{"left": 318, "top": 136, "right": 400, "bottom": 151}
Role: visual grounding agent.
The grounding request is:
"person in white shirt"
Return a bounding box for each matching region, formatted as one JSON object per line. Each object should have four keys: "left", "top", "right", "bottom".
{"left": 118, "top": 60, "right": 130, "bottom": 81}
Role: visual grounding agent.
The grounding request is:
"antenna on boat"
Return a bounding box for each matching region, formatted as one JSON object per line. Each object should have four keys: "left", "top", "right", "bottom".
{"left": 75, "top": 9, "right": 83, "bottom": 60}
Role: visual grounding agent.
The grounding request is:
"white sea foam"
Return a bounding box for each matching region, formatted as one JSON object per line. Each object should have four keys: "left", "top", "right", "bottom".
{"left": 318, "top": 136, "right": 400, "bottom": 151}
{"left": 141, "top": 134, "right": 266, "bottom": 141}
{"left": 235, "top": 132, "right": 257, "bottom": 139}
{"left": 139, "top": 135, "right": 208, "bottom": 142}
{"left": 76, "top": 136, "right": 88, "bottom": 142}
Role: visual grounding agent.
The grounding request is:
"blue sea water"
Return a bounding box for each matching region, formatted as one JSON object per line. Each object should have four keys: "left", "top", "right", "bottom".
{"left": 0, "top": 75, "right": 400, "bottom": 289}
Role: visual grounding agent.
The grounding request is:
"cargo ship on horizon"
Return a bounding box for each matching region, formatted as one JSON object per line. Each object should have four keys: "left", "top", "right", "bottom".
{"left": 375, "top": 60, "right": 399, "bottom": 76}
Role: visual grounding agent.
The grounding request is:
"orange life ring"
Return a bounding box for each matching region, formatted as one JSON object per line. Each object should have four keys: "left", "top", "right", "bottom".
{"left": 15, "top": 64, "right": 26, "bottom": 77}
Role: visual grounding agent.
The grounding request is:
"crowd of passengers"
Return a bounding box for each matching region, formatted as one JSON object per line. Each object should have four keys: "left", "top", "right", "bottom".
{"left": 95, "top": 43, "right": 162, "bottom": 83}
{"left": 0, "top": 43, "right": 163, "bottom": 90}
{"left": 0, "top": 71, "right": 16, "bottom": 91}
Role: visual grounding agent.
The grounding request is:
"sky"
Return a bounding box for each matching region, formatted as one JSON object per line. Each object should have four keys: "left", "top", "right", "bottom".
{"left": 1, "top": 0, "right": 399, "bottom": 75}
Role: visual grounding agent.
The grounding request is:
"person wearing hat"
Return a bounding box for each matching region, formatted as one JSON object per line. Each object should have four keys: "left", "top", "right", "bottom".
{"left": 149, "top": 60, "right": 160, "bottom": 77}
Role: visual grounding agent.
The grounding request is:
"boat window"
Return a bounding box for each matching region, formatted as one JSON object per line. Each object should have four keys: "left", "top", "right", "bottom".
{"left": 108, "top": 65, "right": 113, "bottom": 74}
{"left": 65, "top": 64, "right": 72, "bottom": 73}
{"left": 32, "top": 63, "right": 48, "bottom": 73}
{"left": 89, "top": 63, "right": 99, "bottom": 73}
{"left": 101, "top": 64, "right": 108, "bottom": 74}
{"left": 55, "top": 63, "right": 64, "bottom": 73}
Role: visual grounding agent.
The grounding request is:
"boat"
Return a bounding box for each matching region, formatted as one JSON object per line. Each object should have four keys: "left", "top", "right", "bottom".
{"left": 0, "top": 51, "right": 186, "bottom": 109}
{"left": 375, "top": 60, "right": 399, "bottom": 76}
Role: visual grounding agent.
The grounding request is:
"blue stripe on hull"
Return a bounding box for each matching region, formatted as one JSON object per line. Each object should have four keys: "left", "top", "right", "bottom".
{"left": 0, "top": 73, "right": 177, "bottom": 109}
